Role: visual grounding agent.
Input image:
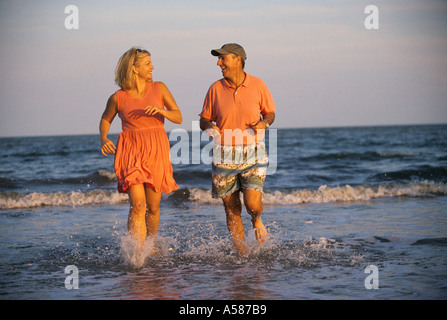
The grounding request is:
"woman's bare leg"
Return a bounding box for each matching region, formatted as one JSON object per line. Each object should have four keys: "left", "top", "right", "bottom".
{"left": 144, "top": 186, "right": 162, "bottom": 239}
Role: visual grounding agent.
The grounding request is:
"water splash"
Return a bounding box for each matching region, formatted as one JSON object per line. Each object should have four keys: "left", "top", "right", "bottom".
{"left": 119, "top": 235, "right": 156, "bottom": 268}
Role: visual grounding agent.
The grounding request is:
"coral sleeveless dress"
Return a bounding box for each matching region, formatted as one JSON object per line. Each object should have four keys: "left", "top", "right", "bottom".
{"left": 114, "top": 81, "right": 178, "bottom": 194}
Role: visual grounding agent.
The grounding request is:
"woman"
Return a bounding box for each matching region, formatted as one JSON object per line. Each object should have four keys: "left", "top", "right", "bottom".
{"left": 100, "top": 47, "right": 182, "bottom": 259}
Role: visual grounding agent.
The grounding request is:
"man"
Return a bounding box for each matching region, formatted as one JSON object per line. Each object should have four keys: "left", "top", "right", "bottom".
{"left": 199, "top": 43, "right": 276, "bottom": 254}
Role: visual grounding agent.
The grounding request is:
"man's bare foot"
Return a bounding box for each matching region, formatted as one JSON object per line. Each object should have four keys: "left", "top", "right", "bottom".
{"left": 231, "top": 236, "right": 247, "bottom": 256}
{"left": 253, "top": 219, "right": 268, "bottom": 244}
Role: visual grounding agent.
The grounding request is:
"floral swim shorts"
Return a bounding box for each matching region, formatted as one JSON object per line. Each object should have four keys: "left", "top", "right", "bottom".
{"left": 211, "top": 141, "right": 268, "bottom": 198}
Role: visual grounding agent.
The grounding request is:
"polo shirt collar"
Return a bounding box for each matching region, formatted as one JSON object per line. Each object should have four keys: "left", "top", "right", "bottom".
{"left": 222, "top": 72, "right": 250, "bottom": 89}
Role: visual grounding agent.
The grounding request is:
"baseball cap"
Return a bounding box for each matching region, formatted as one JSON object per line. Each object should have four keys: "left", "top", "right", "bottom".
{"left": 211, "top": 43, "right": 247, "bottom": 61}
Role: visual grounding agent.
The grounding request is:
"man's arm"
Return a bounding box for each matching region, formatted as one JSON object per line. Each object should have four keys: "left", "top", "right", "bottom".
{"left": 251, "top": 112, "right": 275, "bottom": 131}
{"left": 200, "top": 117, "right": 221, "bottom": 138}
{"left": 262, "top": 112, "right": 275, "bottom": 127}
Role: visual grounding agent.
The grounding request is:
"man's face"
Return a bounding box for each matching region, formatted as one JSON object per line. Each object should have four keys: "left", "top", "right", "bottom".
{"left": 217, "top": 53, "right": 240, "bottom": 78}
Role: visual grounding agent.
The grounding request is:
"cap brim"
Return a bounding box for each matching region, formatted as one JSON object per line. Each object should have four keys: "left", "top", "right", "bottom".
{"left": 211, "top": 48, "right": 231, "bottom": 56}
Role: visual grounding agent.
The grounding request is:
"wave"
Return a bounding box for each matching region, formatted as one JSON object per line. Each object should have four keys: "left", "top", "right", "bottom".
{"left": 2, "top": 181, "right": 446, "bottom": 210}
{"left": 82, "top": 169, "right": 117, "bottom": 184}
{"left": 0, "top": 168, "right": 209, "bottom": 190}
{"left": 262, "top": 183, "right": 447, "bottom": 204}
{"left": 172, "top": 169, "right": 210, "bottom": 182}
{"left": 411, "top": 238, "right": 447, "bottom": 246}
{"left": 368, "top": 165, "right": 447, "bottom": 183}
{"left": 0, "top": 189, "right": 128, "bottom": 209}
{"left": 299, "top": 150, "right": 422, "bottom": 162}
{"left": 0, "top": 170, "right": 117, "bottom": 189}
{"left": 184, "top": 182, "right": 447, "bottom": 205}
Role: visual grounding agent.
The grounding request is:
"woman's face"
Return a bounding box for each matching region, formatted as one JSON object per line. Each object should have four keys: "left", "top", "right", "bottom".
{"left": 134, "top": 55, "right": 154, "bottom": 81}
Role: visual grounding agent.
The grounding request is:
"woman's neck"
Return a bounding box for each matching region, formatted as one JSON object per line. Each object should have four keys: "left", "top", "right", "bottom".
{"left": 130, "top": 78, "right": 150, "bottom": 98}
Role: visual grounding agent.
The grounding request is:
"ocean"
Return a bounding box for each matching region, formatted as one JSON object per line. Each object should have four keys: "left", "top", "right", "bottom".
{"left": 0, "top": 124, "right": 446, "bottom": 300}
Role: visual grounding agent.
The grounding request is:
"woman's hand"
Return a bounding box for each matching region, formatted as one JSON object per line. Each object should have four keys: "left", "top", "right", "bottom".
{"left": 100, "top": 94, "right": 118, "bottom": 157}
{"left": 101, "top": 137, "right": 116, "bottom": 156}
{"left": 144, "top": 105, "right": 164, "bottom": 117}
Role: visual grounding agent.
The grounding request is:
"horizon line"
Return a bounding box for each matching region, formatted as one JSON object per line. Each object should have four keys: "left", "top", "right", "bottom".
{"left": 1, "top": 122, "right": 446, "bottom": 139}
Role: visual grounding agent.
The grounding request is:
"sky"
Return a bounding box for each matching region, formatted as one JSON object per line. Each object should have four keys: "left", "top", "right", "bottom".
{"left": 0, "top": 0, "right": 446, "bottom": 137}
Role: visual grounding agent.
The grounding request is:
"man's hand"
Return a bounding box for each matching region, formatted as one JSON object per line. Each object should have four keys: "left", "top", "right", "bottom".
{"left": 200, "top": 117, "right": 221, "bottom": 138}
{"left": 250, "top": 119, "right": 269, "bottom": 132}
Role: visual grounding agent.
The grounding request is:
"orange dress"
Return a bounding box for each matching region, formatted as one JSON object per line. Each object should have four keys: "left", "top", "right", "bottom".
{"left": 114, "top": 82, "right": 178, "bottom": 194}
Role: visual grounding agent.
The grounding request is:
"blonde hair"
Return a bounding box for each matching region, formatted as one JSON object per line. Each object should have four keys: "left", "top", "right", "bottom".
{"left": 115, "top": 47, "right": 151, "bottom": 90}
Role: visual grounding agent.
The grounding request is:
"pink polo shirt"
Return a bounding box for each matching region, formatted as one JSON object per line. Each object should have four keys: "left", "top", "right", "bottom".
{"left": 200, "top": 73, "right": 276, "bottom": 145}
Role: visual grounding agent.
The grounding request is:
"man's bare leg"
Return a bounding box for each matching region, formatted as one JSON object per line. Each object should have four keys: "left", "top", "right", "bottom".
{"left": 222, "top": 191, "right": 246, "bottom": 254}
{"left": 243, "top": 189, "right": 268, "bottom": 244}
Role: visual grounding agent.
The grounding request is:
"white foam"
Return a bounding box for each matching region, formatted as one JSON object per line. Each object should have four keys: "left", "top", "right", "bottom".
{"left": 97, "top": 169, "right": 117, "bottom": 181}
{"left": 188, "top": 188, "right": 221, "bottom": 204}
{"left": 1, "top": 181, "right": 445, "bottom": 209}
{"left": 260, "top": 182, "right": 447, "bottom": 204}
{"left": 188, "top": 182, "right": 447, "bottom": 205}
{"left": 0, "top": 189, "right": 127, "bottom": 209}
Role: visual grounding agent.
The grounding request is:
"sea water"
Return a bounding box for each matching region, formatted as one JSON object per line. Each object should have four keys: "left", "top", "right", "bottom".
{"left": 0, "top": 125, "right": 446, "bottom": 299}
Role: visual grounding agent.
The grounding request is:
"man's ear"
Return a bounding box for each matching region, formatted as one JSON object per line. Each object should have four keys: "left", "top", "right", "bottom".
{"left": 237, "top": 55, "right": 242, "bottom": 64}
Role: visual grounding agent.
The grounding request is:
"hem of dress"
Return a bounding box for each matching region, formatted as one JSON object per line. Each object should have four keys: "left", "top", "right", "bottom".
{"left": 118, "top": 181, "right": 179, "bottom": 194}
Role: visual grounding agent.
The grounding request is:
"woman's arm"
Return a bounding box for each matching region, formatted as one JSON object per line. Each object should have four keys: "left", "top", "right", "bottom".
{"left": 144, "top": 82, "right": 182, "bottom": 124}
{"left": 100, "top": 94, "right": 118, "bottom": 156}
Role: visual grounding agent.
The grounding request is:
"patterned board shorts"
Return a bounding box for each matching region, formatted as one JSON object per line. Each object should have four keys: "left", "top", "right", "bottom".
{"left": 211, "top": 141, "right": 268, "bottom": 198}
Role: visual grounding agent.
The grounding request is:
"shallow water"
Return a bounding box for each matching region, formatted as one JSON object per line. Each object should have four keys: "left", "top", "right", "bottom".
{"left": 1, "top": 196, "right": 446, "bottom": 300}
{"left": 1, "top": 125, "right": 446, "bottom": 299}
